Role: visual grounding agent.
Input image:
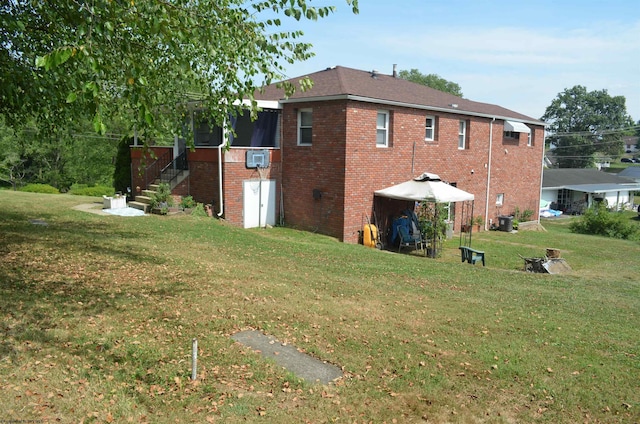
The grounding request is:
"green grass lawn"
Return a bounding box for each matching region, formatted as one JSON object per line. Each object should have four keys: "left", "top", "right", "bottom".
{"left": 1, "top": 190, "right": 638, "bottom": 423}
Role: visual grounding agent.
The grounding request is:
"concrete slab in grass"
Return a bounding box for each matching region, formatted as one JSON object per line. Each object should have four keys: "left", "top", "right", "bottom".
{"left": 231, "top": 330, "right": 343, "bottom": 385}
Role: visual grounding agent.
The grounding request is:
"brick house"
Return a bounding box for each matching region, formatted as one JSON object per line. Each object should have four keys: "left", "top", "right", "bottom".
{"left": 131, "top": 66, "right": 545, "bottom": 244}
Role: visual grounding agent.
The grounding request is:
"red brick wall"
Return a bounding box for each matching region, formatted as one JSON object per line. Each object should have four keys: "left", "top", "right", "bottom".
{"left": 489, "top": 124, "right": 544, "bottom": 225}
{"left": 280, "top": 100, "right": 544, "bottom": 243}
{"left": 186, "top": 148, "right": 282, "bottom": 225}
{"left": 131, "top": 146, "right": 283, "bottom": 226}
{"left": 280, "top": 100, "right": 348, "bottom": 238}
{"left": 222, "top": 149, "right": 282, "bottom": 226}
{"left": 134, "top": 103, "right": 544, "bottom": 244}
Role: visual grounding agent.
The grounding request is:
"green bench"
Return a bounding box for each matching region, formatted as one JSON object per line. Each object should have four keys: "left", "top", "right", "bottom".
{"left": 459, "top": 246, "right": 485, "bottom": 266}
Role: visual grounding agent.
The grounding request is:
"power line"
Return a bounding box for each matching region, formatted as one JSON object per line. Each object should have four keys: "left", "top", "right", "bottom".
{"left": 547, "top": 138, "right": 632, "bottom": 151}
{"left": 549, "top": 125, "right": 640, "bottom": 138}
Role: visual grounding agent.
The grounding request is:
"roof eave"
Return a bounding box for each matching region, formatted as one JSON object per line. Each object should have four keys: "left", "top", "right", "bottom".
{"left": 543, "top": 184, "right": 640, "bottom": 192}
{"left": 279, "top": 94, "right": 545, "bottom": 126}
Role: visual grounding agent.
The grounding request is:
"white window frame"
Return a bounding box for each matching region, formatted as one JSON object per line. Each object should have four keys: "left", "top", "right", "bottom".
{"left": 425, "top": 115, "right": 435, "bottom": 141}
{"left": 376, "top": 111, "right": 389, "bottom": 147}
{"left": 527, "top": 131, "right": 532, "bottom": 147}
{"left": 496, "top": 193, "right": 504, "bottom": 206}
{"left": 297, "top": 108, "right": 312, "bottom": 146}
{"left": 458, "top": 120, "right": 467, "bottom": 150}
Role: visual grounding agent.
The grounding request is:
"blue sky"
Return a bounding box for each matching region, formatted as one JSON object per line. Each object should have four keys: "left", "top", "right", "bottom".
{"left": 265, "top": 0, "right": 640, "bottom": 123}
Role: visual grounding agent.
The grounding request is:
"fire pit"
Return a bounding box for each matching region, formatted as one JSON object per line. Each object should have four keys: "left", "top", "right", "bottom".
{"left": 521, "top": 249, "right": 571, "bottom": 274}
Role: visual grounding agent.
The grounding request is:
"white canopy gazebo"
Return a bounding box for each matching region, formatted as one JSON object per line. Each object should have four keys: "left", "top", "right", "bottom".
{"left": 374, "top": 172, "right": 474, "bottom": 203}
{"left": 374, "top": 172, "right": 475, "bottom": 256}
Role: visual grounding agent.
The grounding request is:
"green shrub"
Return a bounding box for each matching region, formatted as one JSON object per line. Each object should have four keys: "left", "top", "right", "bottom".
{"left": 514, "top": 206, "right": 534, "bottom": 222}
{"left": 191, "top": 203, "right": 208, "bottom": 217}
{"left": 113, "top": 136, "right": 133, "bottom": 196}
{"left": 150, "top": 183, "right": 174, "bottom": 214}
{"left": 180, "top": 195, "right": 197, "bottom": 209}
{"left": 68, "top": 184, "right": 115, "bottom": 197}
{"left": 19, "top": 183, "right": 59, "bottom": 194}
{"left": 569, "top": 202, "right": 639, "bottom": 240}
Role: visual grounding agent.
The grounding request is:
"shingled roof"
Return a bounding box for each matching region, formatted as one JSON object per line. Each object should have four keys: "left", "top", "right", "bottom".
{"left": 254, "top": 66, "right": 543, "bottom": 125}
{"left": 543, "top": 168, "right": 637, "bottom": 188}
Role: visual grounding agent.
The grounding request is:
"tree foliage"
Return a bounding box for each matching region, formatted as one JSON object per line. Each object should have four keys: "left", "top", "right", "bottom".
{"left": 0, "top": 119, "right": 22, "bottom": 189}
{"left": 541, "top": 86, "right": 634, "bottom": 168}
{"left": 0, "top": 116, "right": 120, "bottom": 190}
{"left": 1, "top": 0, "right": 359, "bottom": 143}
{"left": 398, "top": 69, "right": 463, "bottom": 97}
{"left": 113, "top": 136, "right": 133, "bottom": 196}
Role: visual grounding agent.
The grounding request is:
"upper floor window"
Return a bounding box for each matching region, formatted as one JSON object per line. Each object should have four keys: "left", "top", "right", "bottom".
{"left": 527, "top": 131, "right": 533, "bottom": 147}
{"left": 503, "top": 131, "right": 519, "bottom": 140}
{"left": 297, "top": 109, "right": 312, "bottom": 146}
{"left": 458, "top": 120, "right": 467, "bottom": 149}
{"left": 192, "top": 110, "right": 223, "bottom": 146}
{"left": 504, "top": 120, "right": 530, "bottom": 144}
{"left": 425, "top": 115, "right": 436, "bottom": 141}
{"left": 376, "top": 111, "right": 389, "bottom": 147}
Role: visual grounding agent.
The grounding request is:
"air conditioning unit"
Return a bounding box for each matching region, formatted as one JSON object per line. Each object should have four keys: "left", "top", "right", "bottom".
{"left": 246, "top": 149, "right": 270, "bottom": 169}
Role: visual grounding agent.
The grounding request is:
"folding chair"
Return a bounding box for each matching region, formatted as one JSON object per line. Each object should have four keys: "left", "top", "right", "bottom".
{"left": 397, "top": 225, "right": 423, "bottom": 253}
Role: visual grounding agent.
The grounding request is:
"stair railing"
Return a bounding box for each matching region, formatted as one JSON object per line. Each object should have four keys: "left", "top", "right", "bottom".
{"left": 160, "top": 150, "right": 189, "bottom": 185}
{"left": 144, "top": 149, "right": 173, "bottom": 190}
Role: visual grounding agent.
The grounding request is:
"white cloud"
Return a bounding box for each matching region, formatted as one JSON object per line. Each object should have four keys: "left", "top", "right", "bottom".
{"left": 381, "top": 22, "right": 639, "bottom": 68}
{"left": 280, "top": 14, "right": 640, "bottom": 121}
{"left": 373, "top": 20, "right": 640, "bottom": 120}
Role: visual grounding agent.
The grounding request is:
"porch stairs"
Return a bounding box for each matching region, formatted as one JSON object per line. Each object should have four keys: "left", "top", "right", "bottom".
{"left": 129, "top": 170, "right": 190, "bottom": 213}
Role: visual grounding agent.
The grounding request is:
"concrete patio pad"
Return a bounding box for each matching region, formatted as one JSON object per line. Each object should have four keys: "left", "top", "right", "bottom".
{"left": 231, "top": 330, "right": 343, "bottom": 385}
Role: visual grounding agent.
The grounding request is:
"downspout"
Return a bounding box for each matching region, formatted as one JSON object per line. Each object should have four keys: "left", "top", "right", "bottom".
{"left": 484, "top": 118, "right": 495, "bottom": 230}
{"left": 537, "top": 129, "right": 546, "bottom": 224}
{"left": 217, "top": 123, "right": 227, "bottom": 218}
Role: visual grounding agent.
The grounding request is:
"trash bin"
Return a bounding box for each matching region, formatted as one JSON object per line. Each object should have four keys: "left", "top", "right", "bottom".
{"left": 498, "top": 215, "right": 513, "bottom": 232}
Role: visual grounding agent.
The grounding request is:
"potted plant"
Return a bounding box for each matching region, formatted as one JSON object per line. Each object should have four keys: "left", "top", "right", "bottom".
{"left": 179, "top": 195, "right": 197, "bottom": 214}
{"left": 417, "top": 202, "right": 448, "bottom": 258}
{"left": 103, "top": 192, "right": 126, "bottom": 209}
{"left": 150, "top": 183, "right": 174, "bottom": 215}
{"left": 472, "top": 215, "right": 484, "bottom": 232}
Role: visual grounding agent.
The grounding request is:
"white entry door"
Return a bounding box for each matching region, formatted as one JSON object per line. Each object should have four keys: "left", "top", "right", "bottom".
{"left": 243, "top": 179, "right": 276, "bottom": 229}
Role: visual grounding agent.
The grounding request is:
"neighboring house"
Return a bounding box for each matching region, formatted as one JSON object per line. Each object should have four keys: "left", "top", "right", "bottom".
{"left": 545, "top": 149, "right": 612, "bottom": 170}
{"left": 542, "top": 168, "right": 640, "bottom": 214}
{"left": 593, "top": 155, "right": 611, "bottom": 170}
{"left": 131, "top": 66, "right": 546, "bottom": 244}
{"left": 617, "top": 166, "right": 640, "bottom": 184}
{"left": 624, "top": 136, "right": 638, "bottom": 153}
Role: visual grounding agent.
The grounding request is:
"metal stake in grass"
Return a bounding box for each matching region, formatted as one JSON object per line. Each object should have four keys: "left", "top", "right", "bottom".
{"left": 191, "top": 338, "right": 198, "bottom": 381}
